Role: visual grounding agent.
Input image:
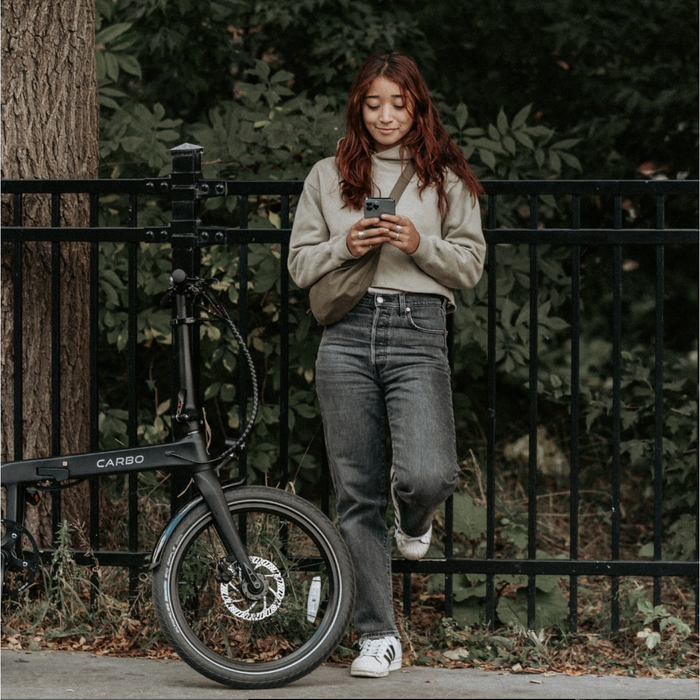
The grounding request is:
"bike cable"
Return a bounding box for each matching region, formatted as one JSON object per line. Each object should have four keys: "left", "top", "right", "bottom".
{"left": 193, "top": 282, "right": 260, "bottom": 461}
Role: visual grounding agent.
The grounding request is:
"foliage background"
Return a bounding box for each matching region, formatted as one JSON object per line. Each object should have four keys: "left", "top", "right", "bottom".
{"left": 52, "top": 0, "right": 700, "bottom": 635}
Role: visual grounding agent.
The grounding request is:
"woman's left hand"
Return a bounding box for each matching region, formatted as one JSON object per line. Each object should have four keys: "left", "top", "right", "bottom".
{"left": 378, "top": 213, "right": 420, "bottom": 255}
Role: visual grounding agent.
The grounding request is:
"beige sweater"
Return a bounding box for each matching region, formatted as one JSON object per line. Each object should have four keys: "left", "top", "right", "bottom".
{"left": 288, "top": 144, "right": 486, "bottom": 310}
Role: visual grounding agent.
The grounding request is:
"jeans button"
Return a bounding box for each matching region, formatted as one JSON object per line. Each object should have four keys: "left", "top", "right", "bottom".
{"left": 377, "top": 296, "right": 384, "bottom": 304}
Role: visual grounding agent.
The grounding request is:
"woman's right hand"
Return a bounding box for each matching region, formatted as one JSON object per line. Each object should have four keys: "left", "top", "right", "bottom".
{"left": 346, "top": 217, "right": 390, "bottom": 257}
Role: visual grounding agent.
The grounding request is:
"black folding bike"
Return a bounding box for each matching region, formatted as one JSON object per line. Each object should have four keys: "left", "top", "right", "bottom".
{"left": 1, "top": 269, "right": 355, "bottom": 689}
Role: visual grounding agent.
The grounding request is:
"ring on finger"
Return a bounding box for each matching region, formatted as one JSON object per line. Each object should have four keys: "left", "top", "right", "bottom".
{"left": 395, "top": 231, "right": 400, "bottom": 241}
{"left": 396, "top": 224, "right": 403, "bottom": 234}
{"left": 358, "top": 230, "right": 366, "bottom": 239}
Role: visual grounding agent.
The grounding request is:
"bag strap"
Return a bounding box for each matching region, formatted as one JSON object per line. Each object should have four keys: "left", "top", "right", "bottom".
{"left": 388, "top": 160, "right": 416, "bottom": 204}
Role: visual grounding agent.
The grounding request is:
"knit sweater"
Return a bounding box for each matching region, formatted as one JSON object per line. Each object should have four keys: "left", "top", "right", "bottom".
{"left": 288, "top": 144, "right": 486, "bottom": 310}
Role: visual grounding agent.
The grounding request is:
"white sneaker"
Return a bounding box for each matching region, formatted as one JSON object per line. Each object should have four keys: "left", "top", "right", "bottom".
{"left": 394, "top": 523, "right": 432, "bottom": 560}
{"left": 350, "top": 636, "right": 402, "bottom": 678}
{"left": 390, "top": 468, "right": 432, "bottom": 561}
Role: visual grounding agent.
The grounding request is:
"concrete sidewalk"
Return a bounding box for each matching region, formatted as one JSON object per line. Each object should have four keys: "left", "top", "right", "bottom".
{"left": 1, "top": 650, "right": 697, "bottom": 700}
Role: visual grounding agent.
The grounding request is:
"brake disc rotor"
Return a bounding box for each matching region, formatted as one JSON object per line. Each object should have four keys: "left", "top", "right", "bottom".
{"left": 220, "top": 556, "right": 285, "bottom": 621}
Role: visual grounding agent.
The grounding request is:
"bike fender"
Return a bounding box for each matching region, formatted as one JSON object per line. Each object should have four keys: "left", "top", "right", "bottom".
{"left": 148, "top": 480, "right": 243, "bottom": 570}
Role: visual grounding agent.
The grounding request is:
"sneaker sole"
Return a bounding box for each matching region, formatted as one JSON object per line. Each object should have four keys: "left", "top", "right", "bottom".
{"left": 350, "top": 659, "right": 402, "bottom": 678}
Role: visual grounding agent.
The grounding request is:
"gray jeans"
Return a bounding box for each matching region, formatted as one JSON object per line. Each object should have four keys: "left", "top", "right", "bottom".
{"left": 315, "top": 292, "right": 459, "bottom": 639}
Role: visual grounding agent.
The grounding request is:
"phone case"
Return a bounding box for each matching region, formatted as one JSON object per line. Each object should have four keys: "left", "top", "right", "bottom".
{"left": 364, "top": 197, "right": 396, "bottom": 221}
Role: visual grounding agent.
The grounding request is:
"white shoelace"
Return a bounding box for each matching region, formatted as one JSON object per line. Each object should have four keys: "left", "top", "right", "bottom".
{"left": 360, "top": 637, "right": 394, "bottom": 659}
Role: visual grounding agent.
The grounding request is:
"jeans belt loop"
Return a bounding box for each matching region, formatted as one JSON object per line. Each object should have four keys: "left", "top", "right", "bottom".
{"left": 398, "top": 292, "right": 407, "bottom": 317}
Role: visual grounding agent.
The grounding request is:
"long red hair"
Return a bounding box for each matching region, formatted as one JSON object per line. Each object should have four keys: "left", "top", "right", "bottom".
{"left": 336, "top": 51, "right": 483, "bottom": 212}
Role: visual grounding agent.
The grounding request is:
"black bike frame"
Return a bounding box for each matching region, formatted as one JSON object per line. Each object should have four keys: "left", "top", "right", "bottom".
{"left": 1, "top": 272, "right": 263, "bottom": 591}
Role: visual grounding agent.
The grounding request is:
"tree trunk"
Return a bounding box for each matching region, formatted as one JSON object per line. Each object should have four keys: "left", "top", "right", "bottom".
{"left": 1, "top": 0, "right": 99, "bottom": 546}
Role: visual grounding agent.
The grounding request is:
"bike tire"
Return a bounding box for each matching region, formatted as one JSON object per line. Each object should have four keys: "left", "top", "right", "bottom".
{"left": 152, "top": 486, "right": 355, "bottom": 689}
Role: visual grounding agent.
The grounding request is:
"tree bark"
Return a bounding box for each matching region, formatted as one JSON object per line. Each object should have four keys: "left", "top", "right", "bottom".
{"left": 1, "top": 0, "right": 99, "bottom": 546}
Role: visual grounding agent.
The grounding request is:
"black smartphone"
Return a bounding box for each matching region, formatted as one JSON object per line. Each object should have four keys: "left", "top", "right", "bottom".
{"left": 364, "top": 197, "right": 395, "bottom": 227}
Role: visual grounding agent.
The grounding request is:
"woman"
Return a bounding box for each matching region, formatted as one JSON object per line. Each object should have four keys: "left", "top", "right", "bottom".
{"left": 288, "top": 51, "right": 485, "bottom": 678}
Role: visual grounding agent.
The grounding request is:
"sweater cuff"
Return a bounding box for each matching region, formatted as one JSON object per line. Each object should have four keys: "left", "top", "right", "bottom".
{"left": 331, "top": 234, "right": 357, "bottom": 265}
{"left": 409, "top": 234, "right": 429, "bottom": 262}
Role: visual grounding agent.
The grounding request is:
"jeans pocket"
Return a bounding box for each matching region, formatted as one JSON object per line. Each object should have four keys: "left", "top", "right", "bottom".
{"left": 405, "top": 305, "right": 446, "bottom": 335}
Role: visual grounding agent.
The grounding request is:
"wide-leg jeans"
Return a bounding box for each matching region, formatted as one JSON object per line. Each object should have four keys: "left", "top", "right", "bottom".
{"left": 315, "top": 292, "right": 460, "bottom": 639}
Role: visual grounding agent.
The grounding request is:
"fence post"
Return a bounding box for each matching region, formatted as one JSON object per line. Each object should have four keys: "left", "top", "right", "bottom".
{"left": 168, "top": 143, "right": 203, "bottom": 511}
{"left": 170, "top": 143, "right": 203, "bottom": 274}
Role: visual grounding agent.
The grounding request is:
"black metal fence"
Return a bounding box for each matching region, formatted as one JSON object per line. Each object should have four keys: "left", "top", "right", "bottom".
{"left": 2, "top": 143, "right": 698, "bottom": 633}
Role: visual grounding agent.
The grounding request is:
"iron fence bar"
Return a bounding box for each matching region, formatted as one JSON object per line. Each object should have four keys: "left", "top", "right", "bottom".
{"left": 569, "top": 195, "right": 582, "bottom": 633}
{"left": 197, "top": 227, "right": 291, "bottom": 246}
{"left": 237, "top": 195, "right": 250, "bottom": 484}
{"left": 193, "top": 179, "right": 698, "bottom": 197}
{"left": 1, "top": 227, "right": 169, "bottom": 243}
{"left": 51, "top": 548, "right": 696, "bottom": 577}
{"left": 128, "top": 194, "right": 139, "bottom": 604}
{"left": 653, "top": 195, "right": 665, "bottom": 615}
{"left": 5, "top": 177, "right": 695, "bottom": 198}
{"left": 402, "top": 572, "right": 412, "bottom": 620}
{"left": 391, "top": 558, "right": 699, "bottom": 576}
{"left": 480, "top": 180, "right": 698, "bottom": 196}
{"left": 12, "top": 195, "right": 24, "bottom": 462}
{"left": 279, "top": 195, "right": 290, "bottom": 489}
{"left": 697, "top": 456, "right": 700, "bottom": 633}
{"left": 444, "top": 491, "right": 454, "bottom": 618}
{"left": 1, "top": 178, "right": 171, "bottom": 195}
{"left": 4, "top": 226, "right": 694, "bottom": 246}
{"left": 611, "top": 196, "right": 623, "bottom": 632}
{"left": 197, "top": 180, "right": 303, "bottom": 197}
{"left": 485, "top": 193, "right": 498, "bottom": 628}
{"left": 527, "top": 195, "right": 539, "bottom": 630}
{"left": 444, "top": 305, "right": 456, "bottom": 619}
{"left": 51, "top": 193, "right": 62, "bottom": 542}
{"left": 89, "top": 194, "right": 101, "bottom": 601}
{"left": 483, "top": 229, "right": 697, "bottom": 245}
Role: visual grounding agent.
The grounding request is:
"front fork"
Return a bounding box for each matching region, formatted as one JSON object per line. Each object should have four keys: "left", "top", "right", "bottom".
{"left": 191, "top": 468, "right": 266, "bottom": 595}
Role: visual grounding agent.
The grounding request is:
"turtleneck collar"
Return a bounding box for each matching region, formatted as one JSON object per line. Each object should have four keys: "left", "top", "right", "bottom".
{"left": 372, "top": 144, "right": 410, "bottom": 161}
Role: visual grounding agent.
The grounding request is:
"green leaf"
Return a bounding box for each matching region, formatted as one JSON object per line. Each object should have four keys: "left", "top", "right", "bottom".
{"left": 513, "top": 131, "right": 535, "bottom": 150}
{"left": 117, "top": 54, "right": 142, "bottom": 78}
{"left": 447, "top": 492, "right": 487, "bottom": 539}
{"left": 95, "top": 23, "right": 132, "bottom": 45}
{"left": 511, "top": 104, "right": 532, "bottom": 130}
{"left": 503, "top": 135, "right": 516, "bottom": 155}
{"left": 559, "top": 151, "right": 583, "bottom": 171}
{"left": 104, "top": 52, "right": 120, "bottom": 82}
{"left": 551, "top": 138, "right": 582, "bottom": 150}
{"left": 549, "top": 151, "right": 562, "bottom": 174}
{"left": 479, "top": 148, "right": 497, "bottom": 171}
{"left": 487, "top": 123, "right": 501, "bottom": 141}
{"left": 496, "top": 108, "right": 509, "bottom": 135}
{"left": 271, "top": 70, "right": 295, "bottom": 83}
{"left": 455, "top": 103, "right": 468, "bottom": 130}
{"left": 535, "top": 148, "right": 545, "bottom": 168}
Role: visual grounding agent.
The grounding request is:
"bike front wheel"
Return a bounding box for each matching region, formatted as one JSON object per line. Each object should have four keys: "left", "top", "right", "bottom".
{"left": 152, "top": 486, "right": 355, "bottom": 689}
